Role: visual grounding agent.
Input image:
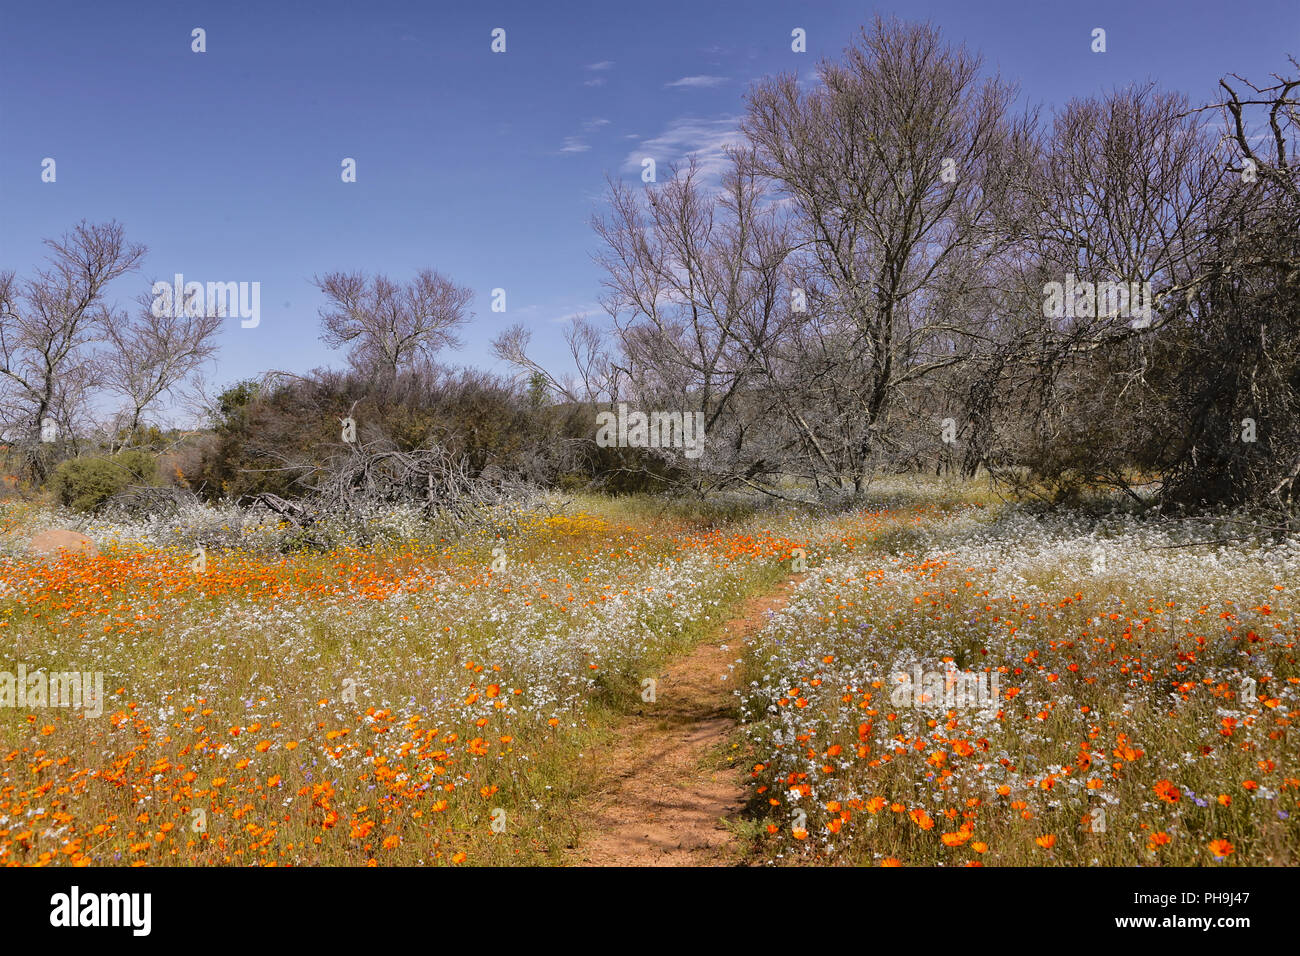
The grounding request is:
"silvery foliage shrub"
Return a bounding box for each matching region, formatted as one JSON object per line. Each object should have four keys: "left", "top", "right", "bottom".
{"left": 81, "top": 500, "right": 286, "bottom": 553}
{"left": 76, "top": 492, "right": 550, "bottom": 555}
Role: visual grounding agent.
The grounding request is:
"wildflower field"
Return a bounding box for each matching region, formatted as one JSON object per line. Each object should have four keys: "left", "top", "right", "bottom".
{"left": 741, "top": 499, "right": 1300, "bottom": 866}
{"left": 0, "top": 484, "right": 1295, "bottom": 866}
{"left": 0, "top": 495, "right": 806, "bottom": 866}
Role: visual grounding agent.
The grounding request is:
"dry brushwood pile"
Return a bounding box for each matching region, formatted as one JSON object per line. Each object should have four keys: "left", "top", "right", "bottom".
{"left": 238, "top": 439, "right": 542, "bottom": 547}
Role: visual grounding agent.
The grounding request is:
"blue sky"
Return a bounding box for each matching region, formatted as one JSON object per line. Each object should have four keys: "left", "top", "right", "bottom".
{"left": 2, "top": 0, "right": 1296, "bottom": 414}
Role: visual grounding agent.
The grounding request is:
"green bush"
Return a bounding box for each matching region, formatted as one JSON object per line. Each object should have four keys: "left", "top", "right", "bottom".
{"left": 49, "top": 449, "right": 159, "bottom": 513}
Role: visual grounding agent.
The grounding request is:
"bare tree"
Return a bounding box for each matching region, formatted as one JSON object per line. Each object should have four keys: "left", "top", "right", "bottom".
{"left": 971, "top": 82, "right": 1233, "bottom": 501}
{"left": 0, "top": 220, "right": 146, "bottom": 478}
{"left": 1217, "top": 59, "right": 1300, "bottom": 204}
{"left": 493, "top": 314, "right": 620, "bottom": 404}
{"left": 590, "top": 149, "right": 795, "bottom": 491}
{"left": 101, "top": 285, "right": 223, "bottom": 444}
{"left": 742, "top": 16, "right": 1033, "bottom": 490}
{"left": 1027, "top": 84, "right": 1222, "bottom": 345}
{"left": 315, "top": 269, "right": 472, "bottom": 380}
{"left": 1154, "top": 61, "right": 1300, "bottom": 509}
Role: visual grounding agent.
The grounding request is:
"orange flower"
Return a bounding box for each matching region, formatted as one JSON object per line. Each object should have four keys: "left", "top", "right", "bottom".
{"left": 1154, "top": 779, "right": 1180, "bottom": 803}
{"left": 1035, "top": 834, "right": 1056, "bottom": 849}
{"left": 908, "top": 808, "right": 935, "bottom": 830}
{"left": 1208, "top": 839, "right": 1234, "bottom": 860}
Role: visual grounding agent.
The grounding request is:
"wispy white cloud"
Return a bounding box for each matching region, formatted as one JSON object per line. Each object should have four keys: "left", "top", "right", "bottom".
{"left": 549, "top": 302, "right": 603, "bottom": 324}
{"left": 584, "top": 60, "right": 614, "bottom": 86}
{"left": 621, "top": 115, "right": 743, "bottom": 185}
{"left": 558, "top": 118, "right": 613, "bottom": 156}
{"left": 510, "top": 301, "right": 605, "bottom": 326}
{"left": 665, "top": 74, "right": 728, "bottom": 89}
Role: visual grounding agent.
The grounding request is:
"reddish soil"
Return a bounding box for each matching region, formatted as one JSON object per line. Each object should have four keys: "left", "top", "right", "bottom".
{"left": 571, "top": 577, "right": 803, "bottom": 866}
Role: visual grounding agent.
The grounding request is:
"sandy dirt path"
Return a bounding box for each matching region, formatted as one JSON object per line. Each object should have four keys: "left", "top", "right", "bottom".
{"left": 570, "top": 576, "right": 803, "bottom": 866}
